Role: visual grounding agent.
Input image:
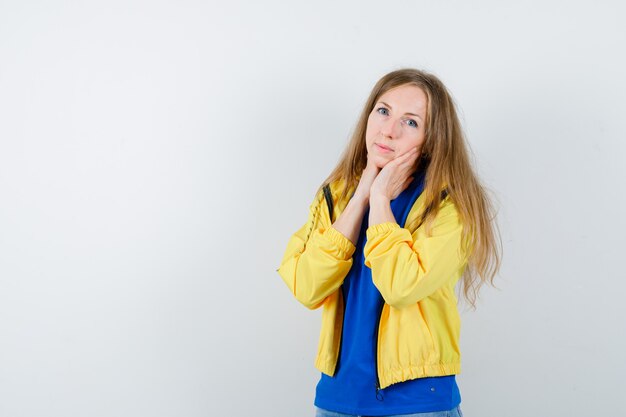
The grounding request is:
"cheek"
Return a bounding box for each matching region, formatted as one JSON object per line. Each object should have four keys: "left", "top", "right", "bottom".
{"left": 365, "top": 114, "right": 382, "bottom": 135}
{"left": 365, "top": 134, "right": 373, "bottom": 150}
{"left": 408, "top": 133, "right": 426, "bottom": 152}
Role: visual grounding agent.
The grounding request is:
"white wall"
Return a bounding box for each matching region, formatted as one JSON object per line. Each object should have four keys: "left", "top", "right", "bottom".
{"left": 1, "top": 1, "right": 624, "bottom": 416}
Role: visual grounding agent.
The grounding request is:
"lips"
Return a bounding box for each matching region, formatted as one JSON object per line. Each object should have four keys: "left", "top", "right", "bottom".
{"left": 375, "top": 143, "right": 393, "bottom": 151}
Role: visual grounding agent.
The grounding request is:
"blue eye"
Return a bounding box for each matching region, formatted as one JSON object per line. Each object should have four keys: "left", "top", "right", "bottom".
{"left": 406, "top": 119, "right": 418, "bottom": 128}
{"left": 376, "top": 107, "right": 389, "bottom": 115}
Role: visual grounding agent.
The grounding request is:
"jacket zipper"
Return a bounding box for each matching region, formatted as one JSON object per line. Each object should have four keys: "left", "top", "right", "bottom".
{"left": 374, "top": 302, "right": 384, "bottom": 401}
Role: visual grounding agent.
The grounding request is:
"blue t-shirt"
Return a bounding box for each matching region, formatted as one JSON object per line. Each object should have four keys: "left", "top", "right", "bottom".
{"left": 314, "top": 171, "right": 461, "bottom": 416}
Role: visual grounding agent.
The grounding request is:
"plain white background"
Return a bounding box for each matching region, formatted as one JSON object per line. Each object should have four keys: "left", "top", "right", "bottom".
{"left": 1, "top": 1, "right": 625, "bottom": 416}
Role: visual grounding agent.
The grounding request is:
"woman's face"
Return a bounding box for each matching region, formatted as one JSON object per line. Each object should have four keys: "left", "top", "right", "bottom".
{"left": 365, "top": 84, "right": 428, "bottom": 169}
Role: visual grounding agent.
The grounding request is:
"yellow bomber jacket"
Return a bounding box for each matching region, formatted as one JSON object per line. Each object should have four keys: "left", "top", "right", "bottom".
{"left": 277, "top": 178, "right": 468, "bottom": 389}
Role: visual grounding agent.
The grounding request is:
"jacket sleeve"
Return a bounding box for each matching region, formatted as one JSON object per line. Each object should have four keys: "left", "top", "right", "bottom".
{"left": 363, "top": 198, "right": 467, "bottom": 309}
{"left": 277, "top": 189, "right": 356, "bottom": 310}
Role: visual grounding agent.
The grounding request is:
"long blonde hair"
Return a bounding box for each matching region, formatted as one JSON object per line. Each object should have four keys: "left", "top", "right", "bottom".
{"left": 318, "top": 68, "right": 501, "bottom": 309}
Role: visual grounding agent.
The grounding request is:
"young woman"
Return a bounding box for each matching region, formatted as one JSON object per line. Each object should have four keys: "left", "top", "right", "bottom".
{"left": 277, "top": 68, "right": 501, "bottom": 417}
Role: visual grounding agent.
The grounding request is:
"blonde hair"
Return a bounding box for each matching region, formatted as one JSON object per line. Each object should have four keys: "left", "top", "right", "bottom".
{"left": 317, "top": 68, "right": 501, "bottom": 309}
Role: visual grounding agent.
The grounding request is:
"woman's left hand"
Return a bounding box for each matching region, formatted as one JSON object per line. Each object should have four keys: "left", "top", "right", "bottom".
{"left": 370, "top": 147, "right": 420, "bottom": 201}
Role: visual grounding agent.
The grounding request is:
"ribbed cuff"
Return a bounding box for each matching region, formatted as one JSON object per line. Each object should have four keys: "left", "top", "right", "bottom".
{"left": 366, "top": 222, "right": 400, "bottom": 240}
{"left": 324, "top": 226, "right": 356, "bottom": 258}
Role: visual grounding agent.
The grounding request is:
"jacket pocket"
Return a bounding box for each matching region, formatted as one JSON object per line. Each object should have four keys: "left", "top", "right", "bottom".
{"left": 315, "top": 290, "right": 344, "bottom": 376}
{"left": 379, "top": 303, "right": 437, "bottom": 370}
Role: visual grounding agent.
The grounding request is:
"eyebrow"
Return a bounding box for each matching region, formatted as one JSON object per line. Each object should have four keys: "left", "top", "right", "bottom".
{"left": 379, "top": 101, "right": 423, "bottom": 120}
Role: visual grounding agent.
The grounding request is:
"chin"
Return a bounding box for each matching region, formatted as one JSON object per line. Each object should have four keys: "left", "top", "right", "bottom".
{"left": 367, "top": 147, "right": 391, "bottom": 169}
{"left": 372, "top": 155, "right": 390, "bottom": 169}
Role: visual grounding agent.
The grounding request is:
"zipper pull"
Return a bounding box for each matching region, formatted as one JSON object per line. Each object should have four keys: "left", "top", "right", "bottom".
{"left": 375, "top": 383, "right": 384, "bottom": 402}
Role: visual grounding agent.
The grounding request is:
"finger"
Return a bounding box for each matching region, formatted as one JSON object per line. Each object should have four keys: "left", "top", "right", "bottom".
{"left": 390, "top": 149, "right": 417, "bottom": 167}
{"left": 395, "top": 147, "right": 416, "bottom": 158}
{"left": 402, "top": 149, "right": 419, "bottom": 162}
{"left": 398, "top": 150, "right": 420, "bottom": 168}
{"left": 397, "top": 147, "right": 419, "bottom": 163}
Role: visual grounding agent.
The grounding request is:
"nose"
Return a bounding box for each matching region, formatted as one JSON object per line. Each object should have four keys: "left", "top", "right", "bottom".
{"left": 380, "top": 118, "right": 401, "bottom": 139}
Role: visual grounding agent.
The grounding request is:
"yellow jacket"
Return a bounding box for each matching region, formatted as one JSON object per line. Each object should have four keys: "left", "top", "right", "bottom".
{"left": 277, "top": 178, "right": 468, "bottom": 389}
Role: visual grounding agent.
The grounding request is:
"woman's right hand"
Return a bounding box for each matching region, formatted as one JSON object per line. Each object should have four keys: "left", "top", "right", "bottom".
{"left": 352, "top": 158, "right": 381, "bottom": 203}
{"left": 332, "top": 157, "right": 379, "bottom": 245}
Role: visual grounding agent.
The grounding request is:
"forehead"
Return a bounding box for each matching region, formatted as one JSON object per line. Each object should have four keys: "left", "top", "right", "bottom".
{"left": 378, "top": 85, "right": 427, "bottom": 113}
